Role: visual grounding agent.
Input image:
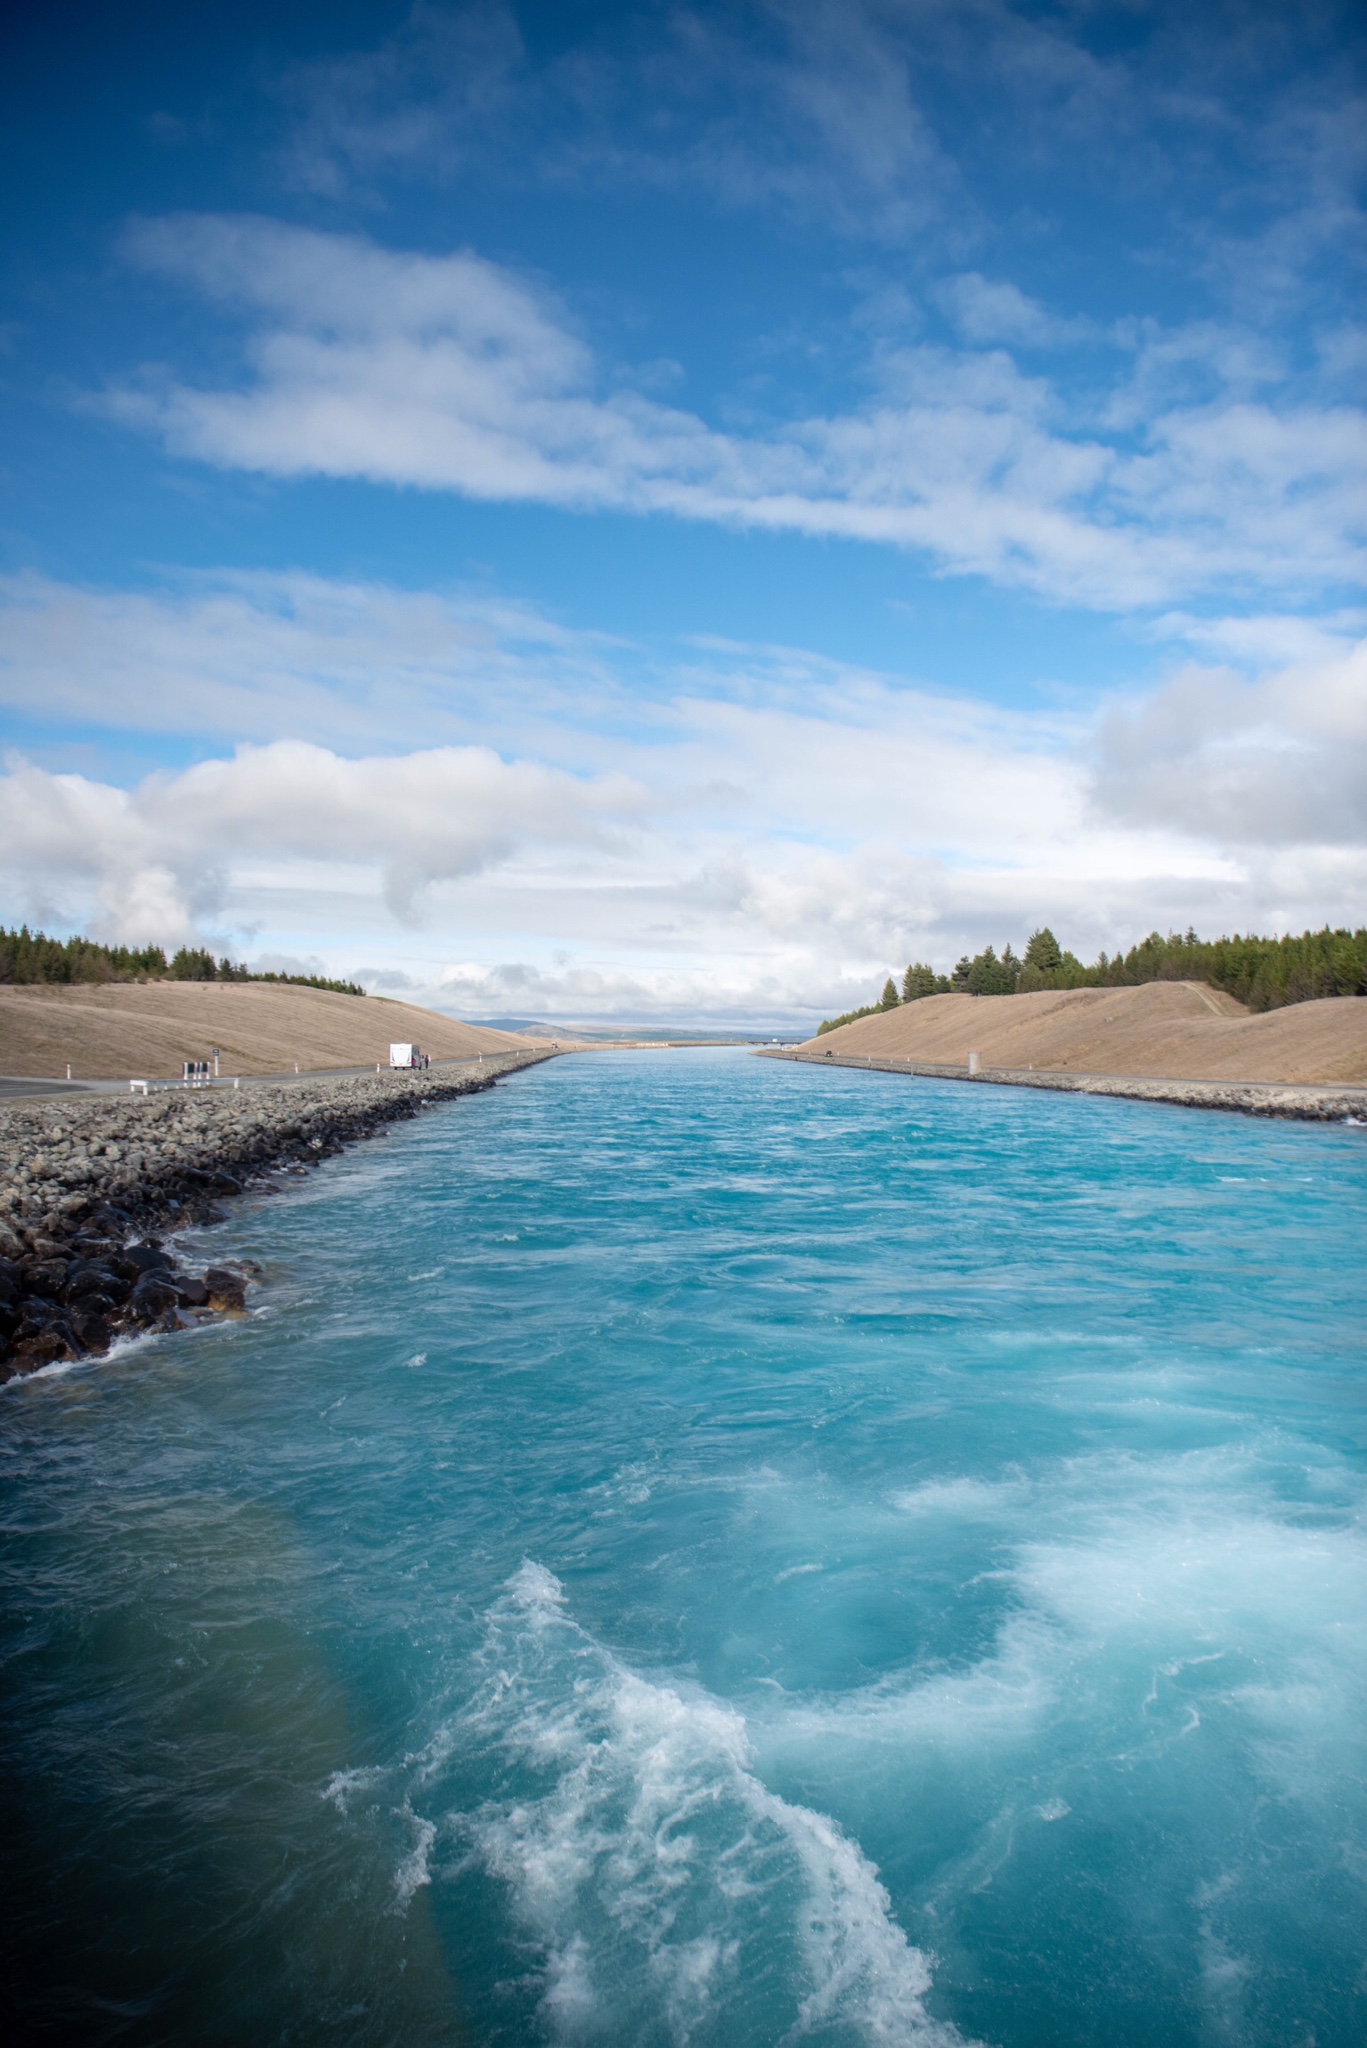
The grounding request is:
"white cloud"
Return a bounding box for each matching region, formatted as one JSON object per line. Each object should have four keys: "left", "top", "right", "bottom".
{"left": 0, "top": 568, "right": 623, "bottom": 750}
{"left": 1147, "top": 610, "right": 1367, "bottom": 668}
{"left": 0, "top": 757, "right": 213, "bottom": 947}
{"left": 279, "top": 0, "right": 526, "bottom": 198}
{"left": 936, "top": 274, "right": 1094, "bottom": 350}
{"left": 104, "top": 216, "right": 1367, "bottom": 613}
{"left": 0, "top": 739, "right": 646, "bottom": 940}
{"left": 2, "top": 573, "right": 1362, "bottom": 1022}
{"left": 1093, "top": 638, "right": 1367, "bottom": 849}
{"left": 276, "top": 0, "right": 960, "bottom": 237}
{"left": 273, "top": 0, "right": 1364, "bottom": 282}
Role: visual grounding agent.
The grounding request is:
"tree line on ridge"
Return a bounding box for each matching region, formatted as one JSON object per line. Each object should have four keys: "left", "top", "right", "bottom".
{"left": 817, "top": 925, "right": 1367, "bottom": 1034}
{"left": 0, "top": 926, "right": 364, "bottom": 998}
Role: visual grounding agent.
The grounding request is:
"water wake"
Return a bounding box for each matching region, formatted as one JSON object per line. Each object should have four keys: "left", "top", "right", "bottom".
{"left": 443, "top": 1563, "right": 975, "bottom": 2046}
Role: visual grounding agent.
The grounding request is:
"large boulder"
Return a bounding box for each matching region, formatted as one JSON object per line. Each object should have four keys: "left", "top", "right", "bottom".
{"left": 27, "top": 1234, "right": 72, "bottom": 1260}
{"left": 65, "top": 1261, "right": 129, "bottom": 1305}
{"left": 114, "top": 1244, "right": 173, "bottom": 1283}
{"left": 13, "top": 1323, "right": 78, "bottom": 1371}
{"left": 69, "top": 1311, "right": 111, "bottom": 1356}
{"left": 127, "top": 1273, "right": 180, "bottom": 1326}
{"left": 204, "top": 1267, "right": 247, "bottom": 1314}
{"left": 181, "top": 1167, "right": 243, "bottom": 1199}
{"left": 21, "top": 1258, "right": 71, "bottom": 1298}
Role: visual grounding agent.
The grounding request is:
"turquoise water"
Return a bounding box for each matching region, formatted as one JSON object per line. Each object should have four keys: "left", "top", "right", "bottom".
{"left": 3, "top": 1049, "right": 1365, "bottom": 2047}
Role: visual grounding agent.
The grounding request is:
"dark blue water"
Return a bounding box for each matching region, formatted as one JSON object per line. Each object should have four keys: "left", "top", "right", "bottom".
{"left": 3, "top": 1050, "right": 1365, "bottom": 2047}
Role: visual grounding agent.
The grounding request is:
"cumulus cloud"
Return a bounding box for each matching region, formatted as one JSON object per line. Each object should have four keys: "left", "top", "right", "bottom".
{"left": 104, "top": 216, "right": 1367, "bottom": 612}
{"left": 0, "top": 739, "right": 646, "bottom": 940}
{"left": 2, "top": 574, "right": 1361, "bottom": 1024}
{"left": 1093, "top": 638, "right": 1367, "bottom": 848}
{"left": 0, "top": 758, "right": 212, "bottom": 946}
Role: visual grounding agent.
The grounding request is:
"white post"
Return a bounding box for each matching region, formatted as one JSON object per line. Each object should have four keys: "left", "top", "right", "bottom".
{"left": 66, "top": 1064, "right": 72, "bottom": 1080}
{"left": 967, "top": 1051, "right": 981, "bottom": 1075}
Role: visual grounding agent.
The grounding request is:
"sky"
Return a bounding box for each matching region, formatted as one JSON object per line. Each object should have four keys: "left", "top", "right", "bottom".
{"left": 0, "top": 0, "right": 1363, "bottom": 1029}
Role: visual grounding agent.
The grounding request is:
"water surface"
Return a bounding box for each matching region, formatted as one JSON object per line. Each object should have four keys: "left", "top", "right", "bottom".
{"left": 3, "top": 1049, "right": 1365, "bottom": 2046}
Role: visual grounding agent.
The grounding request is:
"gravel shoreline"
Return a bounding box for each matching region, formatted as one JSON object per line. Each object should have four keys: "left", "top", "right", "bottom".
{"left": 0, "top": 1053, "right": 550, "bottom": 1384}
{"left": 762, "top": 1049, "right": 1367, "bottom": 1121}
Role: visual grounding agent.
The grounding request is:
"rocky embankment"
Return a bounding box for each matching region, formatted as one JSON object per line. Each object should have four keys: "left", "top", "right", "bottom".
{"left": 0, "top": 1057, "right": 546, "bottom": 1383}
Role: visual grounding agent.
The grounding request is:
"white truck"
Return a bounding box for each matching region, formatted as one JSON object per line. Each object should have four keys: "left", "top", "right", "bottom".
{"left": 389, "top": 1042, "right": 425, "bottom": 1069}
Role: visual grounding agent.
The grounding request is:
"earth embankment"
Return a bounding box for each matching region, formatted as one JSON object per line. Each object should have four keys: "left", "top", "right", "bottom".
{"left": 801, "top": 982, "right": 1367, "bottom": 1085}
{"left": 0, "top": 980, "right": 533, "bottom": 1079}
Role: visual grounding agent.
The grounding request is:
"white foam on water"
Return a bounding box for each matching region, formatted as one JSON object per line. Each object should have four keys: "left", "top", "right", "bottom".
{"left": 1194, "top": 1874, "right": 1253, "bottom": 2041}
{"left": 0, "top": 1325, "right": 157, "bottom": 1393}
{"left": 316, "top": 1445, "right": 1363, "bottom": 2036}
{"left": 769, "top": 1610, "right": 1060, "bottom": 1757}
{"left": 1015, "top": 1505, "right": 1367, "bottom": 1649}
{"left": 758, "top": 1437, "right": 1367, "bottom": 1880}
{"left": 5, "top": 1355, "right": 84, "bottom": 1386}
{"left": 321, "top": 1765, "right": 388, "bottom": 1813}
{"left": 451, "top": 1561, "right": 978, "bottom": 2046}
{"left": 394, "top": 1804, "right": 438, "bottom": 1910}
{"left": 891, "top": 1477, "right": 1027, "bottom": 1520}
{"left": 589, "top": 1461, "right": 659, "bottom": 1509}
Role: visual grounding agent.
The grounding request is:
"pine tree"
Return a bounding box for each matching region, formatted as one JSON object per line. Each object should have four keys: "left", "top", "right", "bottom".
{"left": 901, "top": 962, "right": 943, "bottom": 1002}
{"left": 1024, "top": 927, "right": 1063, "bottom": 974}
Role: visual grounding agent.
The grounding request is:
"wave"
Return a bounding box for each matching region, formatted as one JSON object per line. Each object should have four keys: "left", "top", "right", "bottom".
{"left": 434, "top": 1563, "right": 978, "bottom": 2046}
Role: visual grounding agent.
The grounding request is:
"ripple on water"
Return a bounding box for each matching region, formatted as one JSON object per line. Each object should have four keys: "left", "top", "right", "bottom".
{"left": 2, "top": 1049, "right": 1364, "bottom": 2048}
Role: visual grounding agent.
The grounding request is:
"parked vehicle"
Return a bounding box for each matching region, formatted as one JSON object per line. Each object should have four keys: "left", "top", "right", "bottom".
{"left": 389, "top": 1043, "right": 429, "bottom": 1069}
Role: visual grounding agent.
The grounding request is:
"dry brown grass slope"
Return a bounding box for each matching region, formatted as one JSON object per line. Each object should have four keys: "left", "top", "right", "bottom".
{"left": 801, "top": 982, "right": 1367, "bottom": 1085}
{"left": 0, "top": 981, "right": 535, "bottom": 1079}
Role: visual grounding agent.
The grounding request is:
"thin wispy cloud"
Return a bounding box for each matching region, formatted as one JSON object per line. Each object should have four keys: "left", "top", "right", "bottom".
{"left": 0, "top": 568, "right": 627, "bottom": 749}
{"left": 108, "top": 215, "right": 1365, "bottom": 612}
{"left": 277, "top": 0, "right": 1365, "bottom": 282}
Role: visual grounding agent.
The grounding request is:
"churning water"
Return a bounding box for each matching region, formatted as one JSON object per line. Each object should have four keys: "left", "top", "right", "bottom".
{"left": 2, "top": 1049, "right": 1365, "bottom": 2047}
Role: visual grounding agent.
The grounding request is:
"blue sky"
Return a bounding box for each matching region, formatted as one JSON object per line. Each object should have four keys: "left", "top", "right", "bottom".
{"left": 1, "top": 0, "right": 1363, "bottom": 1025}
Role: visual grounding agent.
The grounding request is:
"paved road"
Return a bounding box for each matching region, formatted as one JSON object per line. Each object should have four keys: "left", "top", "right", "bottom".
{"left": 0, "top": 1054, "right": 537, "bottom": 1102}
{"left": 0, "top": 1076, "right": 101, "bottom": 1099}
